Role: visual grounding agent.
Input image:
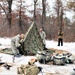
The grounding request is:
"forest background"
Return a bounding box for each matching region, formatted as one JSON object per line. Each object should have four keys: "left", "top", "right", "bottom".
{"left": 0, "top": 0, "right": 75, "bottom": 42}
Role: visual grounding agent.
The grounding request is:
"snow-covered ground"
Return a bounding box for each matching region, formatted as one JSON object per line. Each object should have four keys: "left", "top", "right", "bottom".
{"left": 46, "top": 40, "right": 75, "bottom": 55}
{"left": 0, "top": 38, "right": 11, "bottom": 49}
{"left": 0, "top": 53, "right": 75, "bottom": 75}
{"left": 0, "top": 38, "right": 75, "bottom": 55}
{"left": 0, "top": 38, "right": 75, "bottom": 75}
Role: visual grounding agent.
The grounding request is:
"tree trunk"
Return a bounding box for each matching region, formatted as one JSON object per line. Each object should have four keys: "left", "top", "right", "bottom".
{"left": 60, "top": 6, "right": 63, "bottom": 30}
{"left": 19, "top": 5, "right": 22, "bottom": 27}
{"left": 34, "top": 0, "right": 38, "bottom": 23}
{"left": 7, "top": 0, "right": 13, "bottom": 28}
{"left": 42, "top": 0, "right": 46, "bottom": 30}
{"left": 57, "top": 2, "right": 60, "bottom": 30}
{"left": 56, "top": 0, "right": 63, "bottom": 31}
{"left": 18, "top": 0, "right": 23, "bottom": 33}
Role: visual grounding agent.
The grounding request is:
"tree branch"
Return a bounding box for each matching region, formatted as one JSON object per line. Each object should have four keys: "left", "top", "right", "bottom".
{"left": 0, "top": 3, "right": 8, "bottom": 19}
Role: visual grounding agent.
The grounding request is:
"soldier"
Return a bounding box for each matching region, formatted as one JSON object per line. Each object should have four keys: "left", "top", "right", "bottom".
{"left": 11, "top": 34, "right": 25, "bottom": 56}
{"left": 39, "top": 28, "right": 47, "bottom": 49}
{"left": 58, "top": 29, "right": 63, "bottom": 46}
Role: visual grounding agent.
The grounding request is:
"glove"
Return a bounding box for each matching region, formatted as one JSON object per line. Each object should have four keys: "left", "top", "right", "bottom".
{"left": 19, "top": 39, "right": 24, "bottom": 44}
{"left": 17, "top": 43, "right": 21, "bottom": 47}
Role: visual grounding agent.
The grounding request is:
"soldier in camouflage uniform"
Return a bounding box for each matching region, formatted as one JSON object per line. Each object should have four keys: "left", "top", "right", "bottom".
{"left": 58, "top": 29, "right": 63, "bottom": 46}
{"left": 39, "top": 28, "right": 46, "bottom": 49}
{"left": 11, "top": 34, "right": 25, "bottom": 56}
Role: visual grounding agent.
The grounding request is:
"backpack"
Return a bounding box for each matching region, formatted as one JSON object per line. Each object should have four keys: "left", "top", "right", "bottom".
{"left": 17, "top": 64, "right": 40, "bottom": 75}
{"left": 58, "top": 31, "right": 63, "bottom": 36}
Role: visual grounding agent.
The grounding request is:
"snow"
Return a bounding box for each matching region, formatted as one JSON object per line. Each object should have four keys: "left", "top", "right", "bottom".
{"left": 0, "top": 38, "right": 75, "bottom": 75}
{"left": 46, "top": 40, "right": 75, "bottom": 55}
{"left": 0, "top": 38, "right": 75, "bottom": 55}
{"left": 0, "top": 38, "right": 11, "bottom": 49}
{"left": 0, "top": 53, "right": 75, "bottom": 75}
{"left": 0, "top": 53, "right": 36, "bottom": 75}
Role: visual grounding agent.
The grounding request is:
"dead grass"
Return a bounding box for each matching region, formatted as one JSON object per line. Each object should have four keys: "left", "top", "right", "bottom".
{"left": 0, "top": 48, "right": 3, "bottom": 51}
{"left": 46, "top": 73, "right": 61, "bottom": 75}
{"left": 46, "top": 73, "right": 55, "bottom": 75}
{"left": 49, "top": 48, "right": 68, "bottom": 54}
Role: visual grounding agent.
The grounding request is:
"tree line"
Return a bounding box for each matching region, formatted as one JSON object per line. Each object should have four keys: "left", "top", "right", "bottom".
{"left": 0, "top": 0, "right": 75, "bottom": 42}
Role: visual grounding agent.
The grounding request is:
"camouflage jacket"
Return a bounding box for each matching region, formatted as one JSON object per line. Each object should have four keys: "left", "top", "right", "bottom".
{"left": 58, "top": 31, "right": 63, "bottom": 39}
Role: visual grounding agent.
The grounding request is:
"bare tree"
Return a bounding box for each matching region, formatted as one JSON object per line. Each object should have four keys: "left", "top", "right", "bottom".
{"left": 19, "top": 0, "right": 22, "bottom": 27}
{"left": 54, "top": 0, "right": 64, "bottom": 30}
{"left": 16, "top": 0, "right": 26, "bottom": 32}
{"left": 7, "top": 0, "right": 13, "bottom": 28}
{"left": 42, "top": 0, "right": 46, "bottom": 30}
{"left": 0, "top": 0, "right": 13, "bottom": 28}
{"left": 34, "top": 0, "right": 38, "bottom": 23}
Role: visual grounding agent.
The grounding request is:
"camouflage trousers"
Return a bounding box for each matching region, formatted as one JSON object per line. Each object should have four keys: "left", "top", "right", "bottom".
{"left": 11, "top": 40, "right": 19, "bottom": 55}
